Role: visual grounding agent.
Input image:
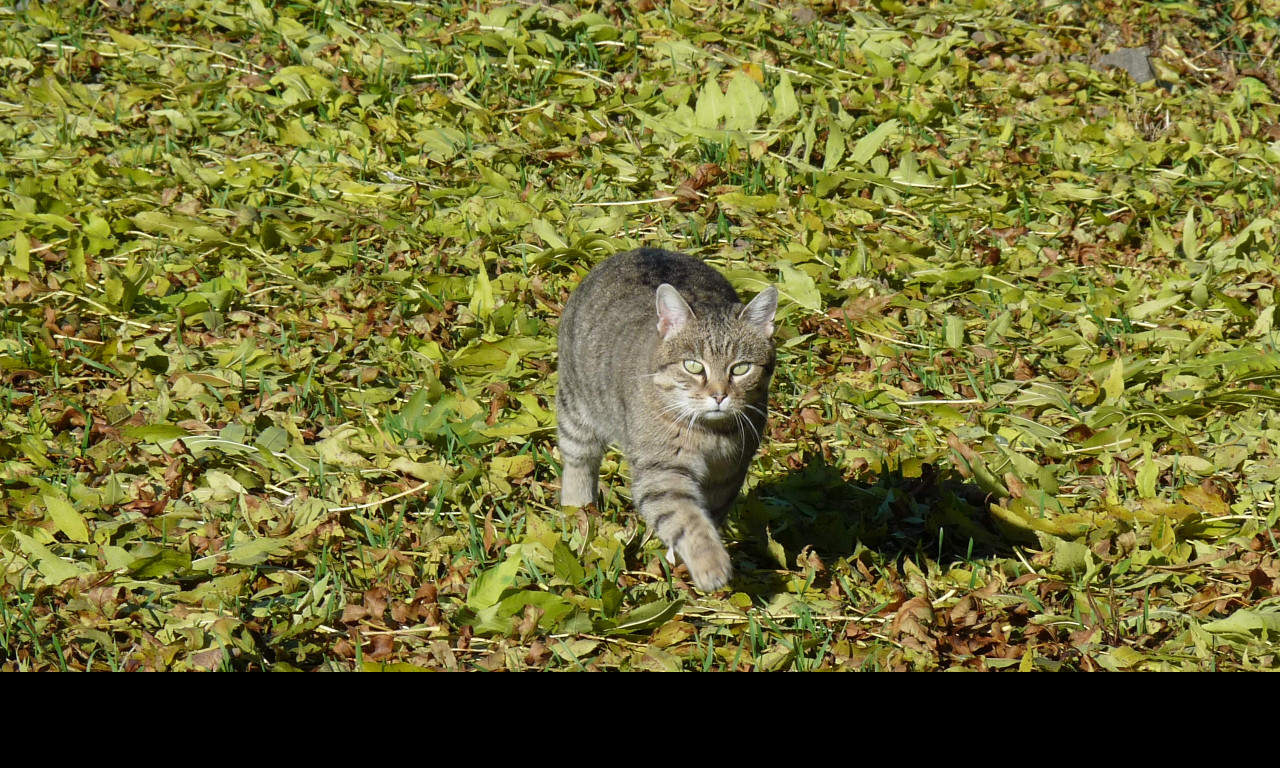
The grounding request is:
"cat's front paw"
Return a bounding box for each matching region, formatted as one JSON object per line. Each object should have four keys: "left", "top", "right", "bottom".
{"left": 559, "top": 486, "right": 596, "bottom": 508}
{"left": 558, "top": 469, "right": 599, "bottom": 508}
{"left": 677, "top": 534, "right": 732, "bottom": 592}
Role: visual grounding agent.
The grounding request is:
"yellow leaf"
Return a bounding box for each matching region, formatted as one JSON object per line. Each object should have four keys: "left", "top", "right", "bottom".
{"left": 388, "top": 458, "right": 452, "bottom": 483}
{"left": 521, "top": 512, "right": 559, "bottom": 550}
{"left": 765, "top": 527, "right": 787, "bottom": 569}
{"left": 107, "top": 27, "right": 154, "bottom": 53}
{"left": 11, "top": 230, "right": 30, "bottom": 273}
{"left": 1139, "top": 500, "right": 1199, "bottom": 521}
{"left": 469, "top": 263, "right": 495, "bottom": 320}
{"left": 1102, "top": 357, "right": 1125, "bottom": 403}
{"left": 1180, "top": 485, "right": 1229, "bottom": 516}
{"left": 1136, "top": 442, "right": 1157, "bottom": 499}
{"left": 491, "top": 454, "right": 535, "bottom": 480}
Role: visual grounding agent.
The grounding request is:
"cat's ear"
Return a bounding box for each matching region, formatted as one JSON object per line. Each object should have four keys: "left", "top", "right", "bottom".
{"left": 740, "top": 286, "right": 778, "bottom": 336}
{"left": 656, "top": 284, "right": 694, "bottom": 338}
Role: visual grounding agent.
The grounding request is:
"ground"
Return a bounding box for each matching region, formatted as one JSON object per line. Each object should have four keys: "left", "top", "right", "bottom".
{"left": 1, "top": 0, "right": 1279, "bottom": 670}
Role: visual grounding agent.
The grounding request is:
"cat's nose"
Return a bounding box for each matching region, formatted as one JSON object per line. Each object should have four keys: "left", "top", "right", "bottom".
{"left": 712, "top": 394, "right": 728, "bottom": 405}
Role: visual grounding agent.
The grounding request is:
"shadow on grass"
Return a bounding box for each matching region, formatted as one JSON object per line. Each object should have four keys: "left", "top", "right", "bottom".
{"left": 731, "top": 453, "right": 1023, "bottom": 584}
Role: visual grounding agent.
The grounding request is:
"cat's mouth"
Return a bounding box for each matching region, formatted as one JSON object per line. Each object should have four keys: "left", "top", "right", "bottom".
{"left": 700, "top": 406, "right": 734, "bottom": 422}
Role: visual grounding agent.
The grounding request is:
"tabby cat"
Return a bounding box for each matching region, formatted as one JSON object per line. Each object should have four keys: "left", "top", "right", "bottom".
{"left": 556, "top": 248, "right": 778, "bottom": 591}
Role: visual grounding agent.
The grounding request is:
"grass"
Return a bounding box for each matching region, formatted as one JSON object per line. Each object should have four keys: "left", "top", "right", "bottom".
{"left": 0, "top": 0, "right": 1279, "bottom": 671}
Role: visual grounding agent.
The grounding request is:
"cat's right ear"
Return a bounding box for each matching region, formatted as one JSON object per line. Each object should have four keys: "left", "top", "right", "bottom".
{"left": 656, "top": 284, "right": 694, "bottom": 338}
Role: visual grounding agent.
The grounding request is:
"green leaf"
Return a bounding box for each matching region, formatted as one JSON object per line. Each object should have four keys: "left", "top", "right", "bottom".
{"left": 1051, "top": 183, "right": 1103, "bottom": 201}
{"left": 317, "top": 428, "right": 372, "bottom": 469}
{"left": 467, "top": 556, "right": 522, "bottom": 611}
{"left": 1249, "top": 305, "right": 1275, "bottom": 338}
{"left": 11, "top": 531, "right": 85, "bottom": 584}
{"left": 123, "top": 425, "right": 191, "bottom": 442}
{"left": 772, "top": 72, "right": 798, "bottom": 124}
{"left": 128, "top": 549, "right": 192, "bottom": 578}
{"left": 775, "top": 262, "right": 821, "bottom": 312}
{"left": 1098, "top": 646, "right": 1146, "bottom": 670}
{"left": 822, "top": 124, "right": 845, "bottom": 171}
{"left": 1129, "top": 295, "right": 1181, "bottom": 322}
{"left": 1203, "top": 609, "right": 1280, "bottom": 640}
{"left": 531, "top": 218, "right": 567, "bottom": 249}
{"left": 43, "top": 494, "right": 89, "bottom": 543}
{"left": 944, "top": 315, "right": 964, "bottom": 349}
{"left": 1181, "top": 209, "right": 1198, "bottom": 261}
{"left": 469, "top": 589, "right": 573, "bottom": 636}
{"left": 107, "top": 27, "right": 155, "bottom": 53}
{"left": 551, "top": 541, "right": 586, "bottom": 584}
{"left": 498, "top": 590, "right": 572, "bottom": 626}
{"left": 1049, "top": 537, "right": 1094, "bottom": 578}
{"left": 609, "top": 599, "right": 684, "bottom": 635}
{"left": 254, "top": 426, "right": 288, "bottom": 453}
{"left": 849, "top": 119, "right": 899, "bottom": 166}
{"left": 192, "top": 536, "right": 293, "bottom": 570}
{"left": 695, "top": 77, "right": 726, "bottom": 129}
{"left": 723, "top": 71, "right": 766, "bottom": 130}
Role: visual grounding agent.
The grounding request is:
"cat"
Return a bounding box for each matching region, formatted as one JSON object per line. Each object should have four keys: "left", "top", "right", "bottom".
{"left": 556, "top": 248, "right": 778, "bottom": 591}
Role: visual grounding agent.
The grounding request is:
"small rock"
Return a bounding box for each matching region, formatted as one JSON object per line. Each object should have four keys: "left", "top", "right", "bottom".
{"left": 790, "top": 6, "right": 817, "bottom": 24}
{"left": 1095, "top": 46, "right": 1155, "bottom": 84}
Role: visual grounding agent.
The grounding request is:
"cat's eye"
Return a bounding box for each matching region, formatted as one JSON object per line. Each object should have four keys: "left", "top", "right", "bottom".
{"left": 730, "top": 362, "right": 751, "bottom": 376}
{"left": 683, "top": 359, "right": 705, "bottom": 375}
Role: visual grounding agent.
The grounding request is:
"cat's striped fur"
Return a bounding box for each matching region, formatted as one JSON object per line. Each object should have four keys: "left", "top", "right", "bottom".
{"left": 556, "top": 248, "right": 778, "bottom": 591}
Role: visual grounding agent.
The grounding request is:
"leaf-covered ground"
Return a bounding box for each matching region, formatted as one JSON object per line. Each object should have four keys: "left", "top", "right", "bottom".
{"left": 2, "top": 0, "right": 1279, "bottom": 671}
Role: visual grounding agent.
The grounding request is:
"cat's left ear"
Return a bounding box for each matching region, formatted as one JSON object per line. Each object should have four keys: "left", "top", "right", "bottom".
{"left": 740, "top": 286, "right": 778, "bottom": 336}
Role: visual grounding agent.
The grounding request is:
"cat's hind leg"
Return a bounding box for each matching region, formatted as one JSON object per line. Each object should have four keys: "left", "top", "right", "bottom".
{"left": 557, "top": 410, "right": 605, "bottom": 507}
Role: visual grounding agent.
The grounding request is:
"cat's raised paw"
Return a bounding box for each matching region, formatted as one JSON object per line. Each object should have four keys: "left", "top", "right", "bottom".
{"left": 679, "top": 537, "right": 732, "bottom": 592}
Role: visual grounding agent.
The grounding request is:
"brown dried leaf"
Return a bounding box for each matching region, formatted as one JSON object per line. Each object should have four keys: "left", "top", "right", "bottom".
{"left": 366, "top": 634, "right": 395, "bottom": 660}
{"left": 891, "top": 596, "right": 935, "bottom": 641}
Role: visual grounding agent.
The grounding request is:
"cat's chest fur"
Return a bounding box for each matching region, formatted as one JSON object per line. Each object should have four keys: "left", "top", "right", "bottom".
{"left": 701, "top": 430, "right": 750, "bottom": 481}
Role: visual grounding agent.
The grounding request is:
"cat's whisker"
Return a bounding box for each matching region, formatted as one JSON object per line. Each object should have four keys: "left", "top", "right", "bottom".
{"left": 680, "top": 407, "right": 701, "bottom": 437}
{"left": 659, "top": 411, "right": 682, "bottom": 442}
{"left": 656, "top": 404, "right": 689, "bottom": 433}
{"left": 739, "top": 410, "right": 761, "bottom": 445}
{"left": 680, "top": 408, "right": 702, "bottom": 444}
{"left": 660, "top": 404, "right": 696, "bottom": 444}
{"left": 660, "top": 401, "right": 691, "bottom": 419}
{"left": 657, "top": 402, "right": 688, "bottom": 417}
{"left": 671, "top": 416, "right": 692, "bottom": 445}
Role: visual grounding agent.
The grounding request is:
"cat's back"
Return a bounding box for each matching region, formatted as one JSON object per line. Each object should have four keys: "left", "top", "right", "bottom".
{"left": 566, "top": 248, "right": 742, "bottom": 320}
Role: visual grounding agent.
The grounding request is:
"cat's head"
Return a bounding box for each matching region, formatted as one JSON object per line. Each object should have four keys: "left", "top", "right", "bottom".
{"left": 651, "top": 283, "right": 778, "bottom": 429}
